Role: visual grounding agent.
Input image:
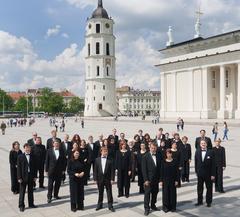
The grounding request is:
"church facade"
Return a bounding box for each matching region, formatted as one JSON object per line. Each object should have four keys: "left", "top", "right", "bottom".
{"left": 157, "top": 30, "right": 240, "bottom": 119}
{"left": 84, "top": 0, "right": 117, "bottom": 117}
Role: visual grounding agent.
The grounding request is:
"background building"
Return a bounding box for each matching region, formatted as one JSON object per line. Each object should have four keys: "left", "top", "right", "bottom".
{"left": 117, "top": 86, "right": 160, "bottom": 116}
{"left": 157, "top": 29, "right": 240, "bottom": 119}
{"left": 84, "top": 0, "right": 117, "bottom": 117}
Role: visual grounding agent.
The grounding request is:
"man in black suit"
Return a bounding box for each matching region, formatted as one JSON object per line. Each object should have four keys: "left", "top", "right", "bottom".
{"left": 17, "top": 143, "right": 37, "bottom": 212}
{"left": 195, "top": 140, "right": 215, "bottom": 207}
{"left": 45, "top": 140, "right": 66, "bottom": 203}
{"left": 27, "top": 132, "right": 38, "bottom": 147}
{"left": 119, "top": 132, "right": 128, "bottom": 144}
{"left": 86, "top": 135, "right": 96, "bottom": 180}
{"left": 195, "top": 130, "right": 212, "bottom": 150}
{"left": 213, "top": 138, "right": 226, "bottom": 193}
{"left": 46, "top": 130, "right": 61, "bottom": 150}
{"left": 108, "top": 128, "right": 119, "bottom": 154}
{"left": 32, "top": 137, "right": 46, "bottom": 188}
{"left": 94, "top": 146, "right": 115, "bottom": 212}
{"left": 181, "top": 136, "right": 192, "bottom": 182}
{"left": 142, "top": 142, "right": 162, "bottom": 216}
{"left": 60, "top": 134, "right": 73, "bottom": 183}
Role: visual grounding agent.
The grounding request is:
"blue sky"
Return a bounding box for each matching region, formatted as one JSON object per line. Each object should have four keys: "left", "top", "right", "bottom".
{"left": 0, "top": 0, "right": 239, "bottom": 96}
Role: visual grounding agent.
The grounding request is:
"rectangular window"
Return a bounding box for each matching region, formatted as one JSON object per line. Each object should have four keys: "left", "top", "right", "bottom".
{"left": 106, "top": 67, "right": 109, "bottom": 76}
{"left": 88, "top": 43, "right": 90, "bottom": 56}
{"left": 97, "top": 66, "right": 100, "bottom": 76}
{"left": 103, "top": 96, "right": 105, "bottom": 101}
{"left": 96, "top": 24, "right": 100, "bottom": 33}
{"left": 96, "top": 42, "right": 100, "bottom": 55}
{"left": 106, "top": 43, "right": 110, "bottom": 55}
{"left": 103, "top": 85, "right": 105, "bottom": 90}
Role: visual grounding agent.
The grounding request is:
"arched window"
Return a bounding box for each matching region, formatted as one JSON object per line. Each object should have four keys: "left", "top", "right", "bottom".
{"left": 88, "top": 43, "right": 91, "bottom": 56}
{"left": 96, "top": 42, "right": 100, "bottom": 54}
{"left": 96, "top": 24, "right": 100, "bottom": 33}
{"left": 106, "top": 43, "right": 110, "bottom": 55}
{"left": 97, "top": 66, "right": 100, "bottom": 76}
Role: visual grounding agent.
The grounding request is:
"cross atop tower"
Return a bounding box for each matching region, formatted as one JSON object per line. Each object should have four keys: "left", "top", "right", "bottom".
{"left": 194, "top": 2, "right": 203, "bottom": 38}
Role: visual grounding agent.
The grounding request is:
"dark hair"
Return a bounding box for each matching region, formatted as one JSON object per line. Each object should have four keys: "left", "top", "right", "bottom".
{"left": 159, "top": 128, "right": 163, "bottom": 131}
{"left": 119, "top": 140, "right": 127, "bottom": 150}
{"left": 71, "top": 134, "right": 81, "bottom": 144}
{"left": 200, "top": 129, "right": 206, "bottom": 133}
{"left": 23, "top": 143, "right": 30, "bottom": 148}
{"left": 12, "top": 141, "right": 20, "bottom": 150}
{"left": 165, "top": 148, "right": 172, "bottom": 159}
{"left": 70, "top": 150, "right": 80, "bottom": 161}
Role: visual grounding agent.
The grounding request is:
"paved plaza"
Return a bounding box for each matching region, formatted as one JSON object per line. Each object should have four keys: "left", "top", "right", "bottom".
{"left": 0, "top": 117, "right": 240, "bottom": 217}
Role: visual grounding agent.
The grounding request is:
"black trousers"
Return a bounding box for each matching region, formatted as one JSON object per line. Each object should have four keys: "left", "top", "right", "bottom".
{"left": 10, "top": 166, "right": 19, "bottom": 193}
{"left": 144, "top": 182, "right": 159, "bottom": 210}
{"left": 19, "top": 175, "right": 34, "bottom": 208}
{"left": 197, "top": 176, "right": 213, "bottom": 205}
{"left": 97, "top": 181, "right": 113, "bottom": 208}
{"left": 69, "top": 178, "right": 84, "bottom": 207}
{"left": 181, "top": 161, "right": 190, "bottom": 182}
{"left": 117, "top": 170, "right": 130, "bottom": 196}
{"left": 37, "top": 164, "right": 45, "bottom": 187}
{"left": 215, "top": 167, "right": 224, "bottom": 192}
{"left": 162, "top": 182, "right": 176, "bottom": 210}
{"left": 47, "top": 176, "right": 62, "bottom": 199}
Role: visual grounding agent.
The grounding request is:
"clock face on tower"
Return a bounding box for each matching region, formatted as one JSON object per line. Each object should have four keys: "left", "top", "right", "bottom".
{"left": 105, "top": 23, "right": 110, "bottom": 29}
{"left": 88, "top": 23, "right": 92, "bottom": 29}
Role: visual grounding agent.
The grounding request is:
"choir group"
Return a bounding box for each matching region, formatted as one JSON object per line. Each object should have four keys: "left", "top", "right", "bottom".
{"left": 9, "top": 128, "right": 226, "bottom": 215}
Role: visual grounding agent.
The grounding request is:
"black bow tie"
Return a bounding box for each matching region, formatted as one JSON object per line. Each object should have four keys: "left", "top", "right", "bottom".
{"left": 201, "top": 150, "right": 207, "bottom": 152}
{"left": 25, "top": 154, "right": 30, "bottom": 156}
{"left": 152, "top": 154, "right": 156, "bottom": 156}
{"left": 101, "top": 157, "right": 107, "bottom": 159}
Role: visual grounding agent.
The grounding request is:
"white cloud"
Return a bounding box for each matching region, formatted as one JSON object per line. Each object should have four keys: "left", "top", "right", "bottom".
{"left": 45, "top": 25, "right": 61, "bottom": 38}
{"left": 0, "top": 31, "right": 85, "bottom": 95}
{"left": 61, "top": 33, "right": 69, "bottom": 38}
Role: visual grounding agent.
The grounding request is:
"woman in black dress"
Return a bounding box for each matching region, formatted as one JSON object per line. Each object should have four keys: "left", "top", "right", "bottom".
{"left": 171, "top": 141, "right": 183, "bottom": 187}
{"left": 160, "top": 149, "right": 178, "bottom": 213}
{"left": 115, "top": 140, "right": 132, "bottom": 198}
{"left": 9, "top": 141, "right": 22, "bottom": 194}
{"left": 67, "top": 150, "right": 85, "bottom": 212}
{"left": 79, "top": 139, "right": 90, "bottom": 186}
{"left": 136, "top": 143, "right": 147, "bottom": 194}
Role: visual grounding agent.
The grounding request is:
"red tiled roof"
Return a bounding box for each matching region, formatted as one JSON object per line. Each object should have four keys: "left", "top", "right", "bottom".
{"left": 8, "top": 92, "right": 26, "bottom": 101}
{"left": 58, "top": 90, "right": 76, "bottom": 97}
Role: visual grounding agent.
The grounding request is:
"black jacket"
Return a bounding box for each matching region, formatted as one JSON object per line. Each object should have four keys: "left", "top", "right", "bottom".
{"left": 45, "top": 148, "right": 66, "bottom": 177}
{"left": 93, "top": 157, "right": 115, "bottom": 183}
{"left": 17, "top": 153, "right": 37, "bottom": 183}
{"left": 142, "top": 152, "right": 161, "bottom": 183}
{"left": 181, "top": 143, "right": 192, "bottom": 161}
{"left": 32, "top": 144, "right": 46, "bottom": 166}
{"left": 195, "top": 149, "right": 215, "bottom": 178}
{"left": 46, "top": 137, "right": 61, "bottom": 150}
{"left": 213, "top": 146, "right": 226, "bottom": 168}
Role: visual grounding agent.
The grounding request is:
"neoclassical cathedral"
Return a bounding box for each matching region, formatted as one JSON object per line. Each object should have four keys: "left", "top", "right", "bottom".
{"left": 84, "top": 0, "right": 117, "bottom": 117}
{"left": 157, "top": 24, "right": 240, "bottom": 119}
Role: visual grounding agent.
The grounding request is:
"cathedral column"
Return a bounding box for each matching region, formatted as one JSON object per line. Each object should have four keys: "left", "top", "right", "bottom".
{"left": 217, "top": 65, "right": 227, "bottom": 119}
{"left": 172, "top": 72, "right": 177, "bottom": 112}
{"left": 201, "top": 67, "right": 210, "bottom": 118}
{"left": 235, "top": 63, "right": 240, "bottom": 119}
{"left": 160, "top": 73, "right": 165, "bottom": 118}
{"left": 189, "top": 70, "right": 194, "bottom": 111}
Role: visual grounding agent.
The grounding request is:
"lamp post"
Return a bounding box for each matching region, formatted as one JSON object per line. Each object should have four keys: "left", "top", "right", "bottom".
{"left": 2, "top": 95, "right": 4, "bottom": 117}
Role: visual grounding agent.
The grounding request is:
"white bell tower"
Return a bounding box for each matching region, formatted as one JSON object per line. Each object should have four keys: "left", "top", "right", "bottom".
{"left": 84, "top": 0, "right": 117, "bottom": 117}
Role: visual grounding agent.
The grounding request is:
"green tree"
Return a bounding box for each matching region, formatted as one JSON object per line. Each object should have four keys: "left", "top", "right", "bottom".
{"left": 38, "top": 88, "right": 64, "bottom": 114}
{"left": 69, "top": 97, "right": 84, "bottom": 113}
{"left": 0, "top": 89, "right": 14, "bottom": 112}
{"left": 14, "top": 96, "right": 33, "bottom": 113}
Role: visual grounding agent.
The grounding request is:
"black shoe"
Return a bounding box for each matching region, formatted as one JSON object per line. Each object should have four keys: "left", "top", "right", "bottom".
{"left": 195, "top": 202, "right": 203, "bottom": 206}
{"left": 19, "top": 207, "right": 25, "bottom": 212}
{"left": 151, "top": 206, "right": 160, "bottom": 211}
{"left": 47, "top": 199, "right": 52, "bottom": 203}
{"left": 39, "top": 186, "right": 45, "bottom": 189}
{"left": 207, "top": 204, "right": 211, "bottom": 207}
{"left": 118, "top": 194, "right": 123, "bottom": 198}
{"left": 109, "top": 207, "right": 115, "bottom": 212}
{"left": 171, "top": 208, "right": 176, "bottom": 212}
{"left": 163, "top": 208, "right": 169, "bottom": 213}
{"left": 219, "top": 190, "right": 225, "bottom": 193}
{"left": 29, "top": 205, "right": 38, "bottom": 208}
{"left": 144, "top": 210, "right": 150, "bottom": 216}
{"left": 54, "top": 196, "right": 61, "bottom": 200}
{"left": 125, "top": 194, "right": 129, "bottom": 198}
{"left": 96, "top": 205, "right": 102, "bottom": 211}
{"left": 71, "top": 208, "right": 77, "bottom": 212}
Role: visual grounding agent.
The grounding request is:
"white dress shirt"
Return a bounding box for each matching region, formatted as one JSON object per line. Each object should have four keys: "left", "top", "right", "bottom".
{"left": 90, "top": 143, "right": 94, "bottom": 150}
{"left": 201, "top": 150, "right": 207, "bottom": 161}
{"left": 25, "top": 153, "right": 30, "bottom": 172}
{"left": 157, "top": 139, "right": 161, "bottom": 147}
{"left": 101, "top": 157, "right": 107, "bottom": 173}
{"left": 64, "top": 142, "right": 68, "bottom": 150}
{"left": 54, "top": 149, "right": 60, "bottom": 160}
{"left": 151, "top": 153, "right": 157, "bottom": 166}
